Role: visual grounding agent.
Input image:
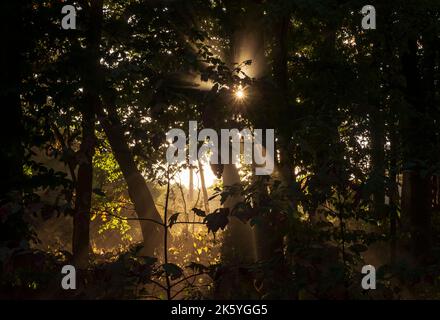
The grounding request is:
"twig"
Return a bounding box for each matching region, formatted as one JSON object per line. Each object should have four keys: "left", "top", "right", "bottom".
{"left": 170, "top": 272, "right": 205, "bottom": 289}
{"left": 163, "top": 165, "right": 172, "bottom": 300}
{"left": 146, "top": 279, "right": 167, "bottom": 291}
{"left": 98, "top": 211, "right": 165, "bottom": 227}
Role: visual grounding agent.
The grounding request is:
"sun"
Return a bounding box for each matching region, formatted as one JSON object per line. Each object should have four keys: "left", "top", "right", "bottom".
{"left": 234, "top": 84, "right": 246, "bottom": 100}
{"left": 174, "top": 162, "right": 218, "bottom": 189}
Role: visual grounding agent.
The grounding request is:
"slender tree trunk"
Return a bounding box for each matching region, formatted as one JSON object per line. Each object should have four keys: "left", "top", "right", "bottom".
{"left": 370, "top": 106, "right": 385, "bottom": 218}
{"left": 72, "top": 115, "right": 95, "bottom": 268}
{"left": 198, "top": 160, "right": 210, "bottom": 214}
{"left": 77, "top": 0, "right": 164, "bottom": 256}
{"left": 369, "top": 41, "right": 386, "bottom": 221}
{"left": 72, "top": 0, "right": 103, "bottom": 268}
{"left": 186, "top": 165, "right": 194, "bottom": 233}
{"left": 188, "top": 165, "right": 194, "bottom": 204}
{"left": 98, "top": 106, "right": 164, "bottom": 256}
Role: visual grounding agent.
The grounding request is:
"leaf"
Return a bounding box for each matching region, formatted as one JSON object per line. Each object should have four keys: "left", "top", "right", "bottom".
{"left": 140, "top": 256, "right": 157, "bottom": 266}
{"left": 162, "top": 263, "right": 183, "bottom": 280}
{"left": 349, "top": 244, "right": 368, "bottom": 253}
{"left": 168, "top": 212, "right": 180, "bottom": 228}
{"left": 186, "top": 262, "right": 209, "bottom": 273}
{"left": 192, "top": 208, "right": 206, "bottom": 217}
{"left": 92, "top": 188, "right": 106, "bottom": 197}
{"left": 204, "top": 208, "right": 229, "bottom": 234}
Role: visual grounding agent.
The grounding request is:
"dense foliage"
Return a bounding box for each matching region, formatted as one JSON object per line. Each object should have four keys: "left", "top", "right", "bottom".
{"left": 1, "top": 0, "right": 440, "bottom": 299}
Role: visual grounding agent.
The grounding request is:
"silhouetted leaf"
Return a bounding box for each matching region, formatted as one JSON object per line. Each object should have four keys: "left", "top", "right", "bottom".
{"left": 168, "top": 212, "right": 180, "bottom": 228}
{"left": 186, "top": 262, "right": 209, "bottom": 273}
{"left": 204, "top": 208, "right": 229, "bottom": 234}
{"left": 192, "top": 208, "right": 206, "bottom": 217}
{"left": 92, "top": 188, "right": 106, "bottom": 197}
{"left": 162, "top": 263, "right": 183, "bottom": 280}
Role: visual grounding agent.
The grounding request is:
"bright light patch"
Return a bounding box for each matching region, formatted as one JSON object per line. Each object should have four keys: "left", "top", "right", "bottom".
{"left": 234, "top": 85, "right": 246, "bottom": 100}
{"left": 174, "top": 162, "right": 218, "bottom": 188}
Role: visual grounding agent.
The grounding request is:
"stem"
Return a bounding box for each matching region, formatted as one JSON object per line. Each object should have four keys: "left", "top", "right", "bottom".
{"left": 97, "top": 212, "right": 205, "bottom": 227}
{"left": 163, "top": 165, "right": 172, "bottom": 300}
{"left": 97, "top": 212, "right": 164, "bottom": 227}
{"left": 177, "top": 182, "right": 189, "bottom": 235}
{"left": 198, "top": 159, "right": 210, "bottom": 214}
{"left": 170, "top": 272, "right": 205, "bottom": 289}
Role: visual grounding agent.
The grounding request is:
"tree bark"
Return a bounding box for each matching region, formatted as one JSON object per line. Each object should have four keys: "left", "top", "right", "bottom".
{"left": 370, "top": 107, "right": 386, "bottom": 219}
{"left": 72, "top": 0, "right": 103, "bottom": 268}
{"left": 198, "top": 160, "right": 210, "bottom": 214}
{"left": 98, "top": 107, "right": 164, "bottom": 256}
{"left": 400, "top": 38, "right": 432, "bottom": 262}
{"left": 221, "top": 164, "right": 256, "bottom": 263}
{"left": 72, "top": 115, "right": 95, "bottom": 268}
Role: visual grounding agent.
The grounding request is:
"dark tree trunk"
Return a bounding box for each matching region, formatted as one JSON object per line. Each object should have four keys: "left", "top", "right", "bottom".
{"left": 72, "top": 0, "right": 103, "bottom": 268}
{"left": 400, "top": 38, "right": 433, "bottom": 263}
{"left": 254, "top": 10, "right": 297, "bottom": 299}
{"left": 98, "top": 106, "right": 164, "bottom": 256}
{"left": 370, "top": 107, "right": 385, "bottom": 218}
{"left": 401, "top": 170, "right": 431, "bottom": 259}
{"left": 213, "top": 1, "right": 264, "bottom": 298}
{"left": 72, "top": 114, "right": 95, "bottom": 268}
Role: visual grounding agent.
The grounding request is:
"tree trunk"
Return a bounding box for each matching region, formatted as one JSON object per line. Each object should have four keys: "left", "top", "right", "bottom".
{"left": 400, "top": 38, "right": 432, "bottom": 263}
{"left": 98, "top": 107, "right": 164, "bottom": 256}
{"left": 401, "top": 170, "right": 431, "bottom": 259}
{"left": 198, "top": 160, "right": 210, "bottom": 214}
{"left": 72, "top": 115, "right": 95, "bottom": 268}
{"left": 72, "top": 0, "right": 103, "bottom": 268}
{"left": 188, "top": 165, "right": 194, "bottom": 204}
{"left": 221, "top": 164, "right": 256, "bottom": 263}
{"left": 215, "top": 163, "right": 257, "bottom": 299}
{"left": 370, "top": 107, "right": 385, "bottom": 219}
